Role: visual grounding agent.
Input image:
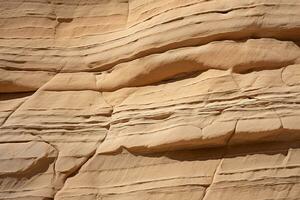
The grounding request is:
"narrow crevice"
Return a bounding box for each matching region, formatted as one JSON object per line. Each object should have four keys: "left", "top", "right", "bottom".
{"left": 201, "top": 158, "right": 223, "bottom": 200}
{"left": 0, "top": 64, "right": 64, "bottom": 198}
{"left": 201, "top": 117, "right": 238, "bottom": 200}
{"left": 229, "top": 71, "right": 243, "bottom": 93}
{"left": 34, "top": 135, "right": 60, "bottom": 189}
{"left": 49, "top": 0, "right": 59, "bottom": 40}
{"left": 60, "top": 92, "right": 113, "bottom": 180}
{"left": 52, "top": 92, "right": 115, "bottom": 200}
{"left": 52, "top": 138, "right": 105, "bottom": 199}
{"left": 66, "top": 151, "right": 96, "bottom": 180}
{"left": 280, "top": 66, "right": 288, "bottom": 86}
{"left": 53, "top": 20, "right": 59, "bottom": 40}
{"left": 272, "top": 108, "right": 284, "bottom": 130}
{"left": 50, "top": 0, "right": 75, "bottom": 41}
{"left": 53, "top": 17, "right": 74, "bottom": 39}
{"left": 124, "top": 0, "right": 130, "bottom": 26}
{"left": 4, "top": 128, "right": 60, "bottom": 200}
{"left": 226, "top": 119, "right": 239, "bottom": 147}
{"left": 52, "top": 136, "right": 110, "bottom": 200}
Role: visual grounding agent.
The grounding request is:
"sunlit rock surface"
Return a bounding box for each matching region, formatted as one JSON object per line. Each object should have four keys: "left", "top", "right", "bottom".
{"left": 0, "top": 0, "right": 300, "bottom": 199}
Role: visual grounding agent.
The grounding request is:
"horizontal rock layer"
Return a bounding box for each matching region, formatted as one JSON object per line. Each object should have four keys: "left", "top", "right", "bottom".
{"left": 0, "top": 0, "right": 299, "bottom": 199}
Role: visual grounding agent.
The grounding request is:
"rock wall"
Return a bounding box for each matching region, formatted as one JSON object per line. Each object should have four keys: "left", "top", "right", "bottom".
{"left": 0, "top": 0, "right": 300, "bottom": 199}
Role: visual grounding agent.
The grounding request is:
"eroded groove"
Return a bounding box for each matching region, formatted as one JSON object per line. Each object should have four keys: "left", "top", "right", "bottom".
{"left": 96, "top": 39, "right": 300, "bottom": 92}
{"left": 88, "top": 28, "right": 300, "bottom": 72}
{"left": 1, "top": 1, "right": 300, "bottom": 199}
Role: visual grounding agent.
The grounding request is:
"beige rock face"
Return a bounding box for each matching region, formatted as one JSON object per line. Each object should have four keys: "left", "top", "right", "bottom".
{"left": 0, "top": 0, "right": 300, "bottom": 199}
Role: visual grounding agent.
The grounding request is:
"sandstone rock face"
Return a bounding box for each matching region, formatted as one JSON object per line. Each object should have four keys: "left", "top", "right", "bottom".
{"left": 0, "top": 0, "right": 300, "bottom": 199}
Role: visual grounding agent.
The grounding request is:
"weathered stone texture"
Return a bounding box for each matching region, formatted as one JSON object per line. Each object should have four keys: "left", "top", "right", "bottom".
{"left": 0, "top": 0, "right": 299, "bottom": 199}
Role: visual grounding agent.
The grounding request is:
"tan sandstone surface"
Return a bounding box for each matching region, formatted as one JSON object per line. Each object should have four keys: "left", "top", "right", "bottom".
{"left": 0, "top": 0, "right": 300, "bottom": 199}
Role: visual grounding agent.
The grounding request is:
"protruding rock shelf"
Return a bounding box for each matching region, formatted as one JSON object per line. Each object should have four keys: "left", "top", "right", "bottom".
{"left": 0, "top": 0, "right": 299, "bottom": 199}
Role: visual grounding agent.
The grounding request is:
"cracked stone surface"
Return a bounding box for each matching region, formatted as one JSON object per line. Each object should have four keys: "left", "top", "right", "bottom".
{"left": 0, "top": 0, "right": 300, "bottom": 199}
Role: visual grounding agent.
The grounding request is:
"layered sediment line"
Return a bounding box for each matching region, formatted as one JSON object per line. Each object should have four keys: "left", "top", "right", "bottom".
{"left": 0, "top": 0, "right": 300, "bottom": 199}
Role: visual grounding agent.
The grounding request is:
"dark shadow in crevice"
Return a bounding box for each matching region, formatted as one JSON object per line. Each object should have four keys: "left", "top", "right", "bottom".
{"left": 0, "top": 92, "right": 34, "bottom": 101}
{"left": 127, "top": 140, "right": 300, "bottom": 162}
{"left": 57, "top": 18, "right": 73, "bottom": 23}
